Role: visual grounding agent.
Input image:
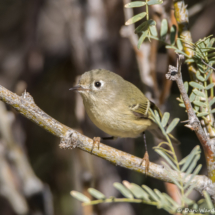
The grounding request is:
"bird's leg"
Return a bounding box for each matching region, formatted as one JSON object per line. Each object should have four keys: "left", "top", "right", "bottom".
{"left": 139, "top": 132, "right": 149, "bottom": 174}
{"left": 101, "top": 136, "right": 115, "bottom": 140}
{"left": 91, "top": 136, "right": 115, "bottom": 153}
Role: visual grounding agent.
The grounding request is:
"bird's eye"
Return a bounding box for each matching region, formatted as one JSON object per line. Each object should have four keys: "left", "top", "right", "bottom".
{"left": 94, "top": 81, "right": 101, "bottom": 88}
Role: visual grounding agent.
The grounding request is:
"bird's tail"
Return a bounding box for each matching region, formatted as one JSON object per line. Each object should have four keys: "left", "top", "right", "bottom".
{"left": 148, "top": 127, "right": 180, "bottom": 145}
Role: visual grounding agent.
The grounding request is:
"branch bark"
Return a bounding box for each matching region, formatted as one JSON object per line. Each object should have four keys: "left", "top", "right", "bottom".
{"left": 0, "top": 85, "right": 215, "bottom": 199}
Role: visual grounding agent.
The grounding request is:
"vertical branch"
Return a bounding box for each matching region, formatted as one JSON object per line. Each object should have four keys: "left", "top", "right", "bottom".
{"left": 166, "top": 54, "right": 215, "bottom": 181}
{"left": 173, "top": 0, "right": 197, "bottom": 80}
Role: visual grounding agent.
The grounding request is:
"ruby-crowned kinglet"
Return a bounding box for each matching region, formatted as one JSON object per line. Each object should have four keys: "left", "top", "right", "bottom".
{"left": 70, "top": 69, "right": 179, "bottom": 145}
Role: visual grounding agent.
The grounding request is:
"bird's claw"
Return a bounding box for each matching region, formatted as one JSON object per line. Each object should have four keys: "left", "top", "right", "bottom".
{"left": 91, "top": 137, "right": 101, "bottom": 153}
{"left": 139, "top": 151, "right": 149, "bottom": 174}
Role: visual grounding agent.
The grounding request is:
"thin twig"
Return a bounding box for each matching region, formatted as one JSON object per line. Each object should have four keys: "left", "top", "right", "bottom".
{"left": 0, "top": 85, "right": 215, "bottom": 199}
{"left": 201, "top": 59, "right": 215, "bottom": 71}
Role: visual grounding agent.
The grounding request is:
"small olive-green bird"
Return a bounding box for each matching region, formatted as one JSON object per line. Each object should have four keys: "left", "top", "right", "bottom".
{"left": 70, "top": 69, "right": 179, "bottom": 170}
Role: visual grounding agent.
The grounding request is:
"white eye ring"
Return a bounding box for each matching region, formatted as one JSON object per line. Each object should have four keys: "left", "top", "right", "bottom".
{"left": 93, "top": 80, "right": 104, "bottom": 90}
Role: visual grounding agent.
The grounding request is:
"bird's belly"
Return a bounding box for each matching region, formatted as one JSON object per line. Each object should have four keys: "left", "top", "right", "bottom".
{"left": 85, "top": 105, "right": 153, "bottom": 138}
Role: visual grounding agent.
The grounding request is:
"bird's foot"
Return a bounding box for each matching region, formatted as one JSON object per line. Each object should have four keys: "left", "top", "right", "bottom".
{"left": 139, "top": 151, "right": 149, "bottom": 174}
{"left": 91, "top": 137, "right": 101, "bottom": 153}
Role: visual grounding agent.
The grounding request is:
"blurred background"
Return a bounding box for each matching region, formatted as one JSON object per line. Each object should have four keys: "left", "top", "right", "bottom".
{"left": 0, "top": 0, "right": 214, "bottom": 214}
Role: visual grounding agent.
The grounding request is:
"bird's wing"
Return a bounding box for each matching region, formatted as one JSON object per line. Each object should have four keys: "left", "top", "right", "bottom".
{"left": 122, "top": 80, "right": 162, "bottom": 120}
{"left": 130, "top": 100, "right": 162, "bottom": 121}
{"left": 129, "top": 99, "right": 150, "bottom": 119}
{"left": 130, "top": 101, "right": 180, "bottom": 144}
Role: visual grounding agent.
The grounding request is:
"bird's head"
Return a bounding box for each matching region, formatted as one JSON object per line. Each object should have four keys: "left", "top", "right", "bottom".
{"left": 70, "top": 69, "right": 122, "bottom": 103}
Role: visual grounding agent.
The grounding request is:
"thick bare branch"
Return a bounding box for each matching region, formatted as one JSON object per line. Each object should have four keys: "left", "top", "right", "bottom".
{"left": 0, "top": 85, "right": 215, "bottom": 199}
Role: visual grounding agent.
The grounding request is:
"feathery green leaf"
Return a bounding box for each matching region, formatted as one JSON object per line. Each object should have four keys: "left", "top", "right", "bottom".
{"left": 196, "top": 71, "right": 205, "bottom": 82}
{"left": 179, "top": 146, "right": 200, "bottom": 166}
{"left": 161, "top": 112, "right": 170, "bottom": 127}
{"left": 209, "top": 97, "right": 215, "bottom": 106}
{"left": 149, "top": 25, "right": 157, "bottom": 36}
{"left": 135, "top": 19, "right": 155, "bottom": 33}
{"left": 138, "top": 30, "right": 148, "bottom": 49}
{"left": 125, "top": 1, "right": 146, "bottom": 8}
{"left": 166, "top": 118, "right": 180, "bottom": 134}
{"left": 197, "top": 112, "right": 209, "bottom": 117}
{"left": 177, "top": 38, "right": 183, "bottom": 51}
{"left": 71, "top": 191, "right": 91, "bottom": 202}
{"left": 193, "top": 101, "right": 207, "bottom": 107}
{"left": 142, "top": 185, "right": 160, "bottom": 202}
{"left": 147, "top": 0, "right": 163, "bottom": 5}
{"left": 184, "top": 81, "right": 189, "bottom": 93}
{"left": 155, "top": 149, "right": 178, "bottom": 171}
{"left": 184, "top": 164, "right": 202, "bottom": 189}
{"left": 170, "top": 25, "right": 176, "bottom": 45}
{"left": 113, "top": 183, "right": 133, "bottom": 198}
{"left": 125, "top": 182, "right": 150, "bottom": 200}
{"left": 189, "top": 82, "right": 204, "bottom": 90}
{"left": 193, "top": 89, "right": 205, "bottom": 97}
{"left": 125, "top": 12, "right": 147, "bottom": 25}
{"left": 189, "top": 92, "right": 196, "bottom": 102}
{"left": 160, "top": 19, "right": 168, "bottom": 40}
{"left": 205, "top": 83, "right": 214, "bottom": 90}
{"left": 88, "top": 188, "right": 105, "bottom": 199}
{"left": 203, "top": 191, "right": 215, "bottom": 213}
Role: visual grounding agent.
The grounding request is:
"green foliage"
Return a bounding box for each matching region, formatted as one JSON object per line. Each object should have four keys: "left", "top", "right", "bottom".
{"left": 135, "top": 19, "right": 156, "bottom": 33}
{"left": 123, "top": 181, "right": 149, "bottom": 200}
{"left": 147, "top": 0, "right": 163, "bottom": 5}
{"left": 88, "top": 188, "right": 105, "bottom": 199}
{"left": 125, "top": 12, "right": 147, "bottom": 25}
{"left": 166, "top": 118, "right": 180, "bottom": 134}
{"left": 170, "top": 25, "right": 177, "bottom": 45}
{"left": 160, "top": 19, "right": 168, "bottom": 41}
{"left": 176, "top": 36, "right": 215, "bottom": 127}
{"left": 124, "top": 0, "right": 163, "bottom": 49}
{"left": 125, "top": 1, "right": 146, "bottom": 8}
{"left": 151, "top": 110, "right": 202, "bottom": 195}
{"left": 70, "top": 191, "right": 90, "bottom": 203}
{"left": 113, "top": 182, "right": 133, "bottom": 198}
{"left": 137, "top": 30, "right": 148, "bottom": 49}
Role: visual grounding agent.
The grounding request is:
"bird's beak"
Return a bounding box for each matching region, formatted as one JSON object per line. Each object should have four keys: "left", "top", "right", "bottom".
{"left": 69, "top": 85, "right": 89, "bottom": 92}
